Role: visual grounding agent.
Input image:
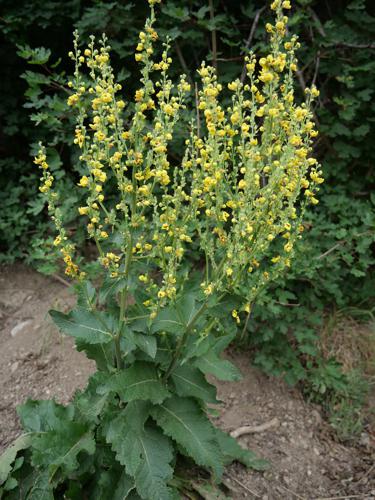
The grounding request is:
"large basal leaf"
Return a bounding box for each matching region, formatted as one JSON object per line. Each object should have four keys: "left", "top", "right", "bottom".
{"left": 104, "top": 401, "right": 175, "bottom": 500}
{"left": 0, "top": 434, "right": 32, "bottom": 484}
{"left": 89, "top": 470, "right": 124, "bottom": 500}
{"left": 113, "top": 471, "right": 136, "bottom": 500}
{"left": 26, "top": 470, "right": 54, "bottom": 500}
{"left": 98, "top": 361, "right": 169, "bottom": 404}
{"left": 104, "top": 401, "right": 151, "bottom": 475}
{"left": 50, "top": 309, "right": 114, "bottom": 344}
{"left": 171, "top": 365, "right": 218, "bottom": 404}
{"left": 214, "top": 428, "right": 268, "bottom": 471}
{"left": 134, "top": 427, "right": 174, "bottom": 500}
{"left": 194, "top": 352, "right": 242, "bottom": 381}
{"left": 17, "top": 400, "right": 74, "bottom": 433}
{"left": 31, "top": 422, "right": 96, "bottom": 478}
{"left": 151, "top": 396, "right": 223, "bottom": 478}
{"left": 74, "top": 372, "right": 111, "bottom": 424}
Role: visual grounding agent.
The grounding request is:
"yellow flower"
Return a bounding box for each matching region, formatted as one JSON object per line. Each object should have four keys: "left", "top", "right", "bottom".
{"left": 53, "top": 236, "right": 62, "bottom": 246}
{"left": 78, "top": 176, "right": 89, "bottom": 187}
{"left": 67, "top": 94, "right": 79, "bottom": 106}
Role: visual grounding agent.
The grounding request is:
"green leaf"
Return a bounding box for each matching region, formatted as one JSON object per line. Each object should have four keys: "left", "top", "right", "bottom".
{"left": 214, "top": 428, "right": 268, "bottom": 471}
{"left": 134, "top": 333, "right": 157, "bottom": 358}
{"left": 75, "top": 339, "right": 113, "bottom": 370}
{"left": 151, "top": 397, "right": 223, "bottom": 478}
{"left": 31, "top": 423, "right": 96, "bottom": 477}
{"left": 175, "top": 293, "right": 197, "bottom": 326}
{"left": 0, "top": 434, "right": 32, "bottom": 485}
{"left": 171, "top": 365, "right": 218, "bottom": 403}
{"left": 74, "top": 373, "right": 110, "bottom": 423}
{"left": 4, "top": 476, "right": 18, "bottom": 491}
{"left": 135, "top": 427, "right": 174, "bottom": 500}
{"left": 17, "top": 399, "right": 74, "bottom": 432}
{"left": 16, "top": 45, "right": 51, "bottom": 64}
{"left": 191, "top": 480, "right": 229, "bottom": 499}
{"left": 161, "top": 4, "right": 190, "bottom": 21}
{"left": 104, "top": 401, "right": 151, "bottom": 475}
{"left": 194, "top": 352, "right": 242, "bottom": 381}
{"left": 50, "top": 309, "right": 114, "bottom": 344}
{"left": 113, "top": 471, "right": 136, "bottom": 500}
{"left": 150, "top": 294, "right": 201, "bottom": 335}
{"left": 150, "top": 307, "right": 185, "bottom": 334}
{"left": 76, "top": 281, "right": 96, "bottom": 309}
{"left": 105, "top": 401, "right": 175, "bottom": 500}
{"left": 98, "top": 361, "right": 169, "bottom": 404}
{"left": 27, "top": 470, "right": 54, "bottom": 500}
{"left": 99, "top": 276, "right": 128, "bottom": 303}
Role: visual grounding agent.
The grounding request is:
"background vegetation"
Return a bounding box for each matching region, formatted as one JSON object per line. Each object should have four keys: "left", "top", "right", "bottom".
{"left": 1, "top": 0, "right": 374, "bottom": 439}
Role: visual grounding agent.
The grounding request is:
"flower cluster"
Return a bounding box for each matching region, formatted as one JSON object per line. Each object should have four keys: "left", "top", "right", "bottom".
{"left": 34, "top": 146, "right": 82, "bottom": 278}
{"left": 35, "top": 0, "right": 322, "bottom": 319}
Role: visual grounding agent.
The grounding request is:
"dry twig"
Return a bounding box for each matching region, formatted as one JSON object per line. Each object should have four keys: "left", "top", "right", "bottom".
{"left": 226, "top": 475, "right": 261, "bottom": 498}
{"left": 230, "top": 417, "right": 279, "bottom": 438}
{"left": 52, "top": 273, "right": 71, "bottom": 288}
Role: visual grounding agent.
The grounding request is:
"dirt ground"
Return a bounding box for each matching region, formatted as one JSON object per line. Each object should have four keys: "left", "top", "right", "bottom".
{"left": 0, "top": 264, "right": 374, "bottom": 499}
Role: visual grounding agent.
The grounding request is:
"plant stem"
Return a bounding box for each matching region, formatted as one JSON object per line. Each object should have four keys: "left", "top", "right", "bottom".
{"left": 114, "top": 333, "right": 122, "bottom": 369}
{"left": 163, "top": 301, "right": 209, "bottom": 380}
{"left": 116, "top": 233, "right": 133, "bottom": 369}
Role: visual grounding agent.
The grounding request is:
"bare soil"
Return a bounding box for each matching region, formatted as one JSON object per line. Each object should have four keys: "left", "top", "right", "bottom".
{"left": 0, "top": 264, "right": 374, "bottom": 499}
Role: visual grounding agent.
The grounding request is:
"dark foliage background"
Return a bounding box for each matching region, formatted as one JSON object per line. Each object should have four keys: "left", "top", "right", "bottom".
{"left": 1, "top": 0, "right": 374, "bottom": 416}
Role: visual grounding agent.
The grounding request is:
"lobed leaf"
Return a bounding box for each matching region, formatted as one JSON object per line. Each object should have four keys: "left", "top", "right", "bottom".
{"left": 0, "top": 434, "right": 32, "bottom": 485}
{"left": 151, "top": 396, "right": 223, "bottom": 478}
{"left": 104, "top": 401, "right": 175, "bottom": 500}
{"left": 17, "top": 399, "right": 74, "bottom": 433}
{"left": 30, "top": 423, "right": 96, "bottom": 477}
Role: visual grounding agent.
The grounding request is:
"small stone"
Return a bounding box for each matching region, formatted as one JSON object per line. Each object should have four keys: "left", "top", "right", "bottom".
{"left": 10, "top": 361, "right": 19, "bottom": 373}
{"left": 11, "top": 320, "right": 32, "bottom": 337}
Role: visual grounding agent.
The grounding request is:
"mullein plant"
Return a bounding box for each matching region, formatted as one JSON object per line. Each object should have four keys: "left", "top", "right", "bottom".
{"left": 0, "top": 0, "right": 323, "bottom": 497}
